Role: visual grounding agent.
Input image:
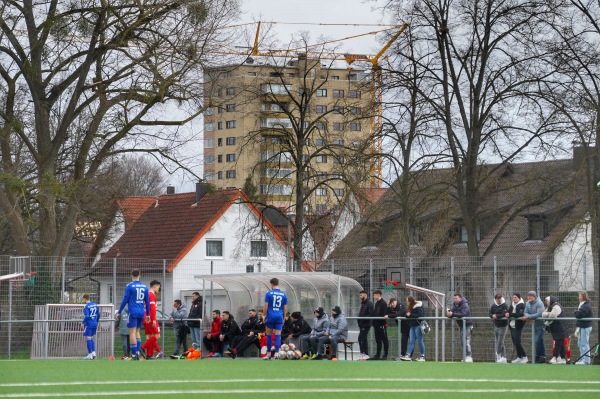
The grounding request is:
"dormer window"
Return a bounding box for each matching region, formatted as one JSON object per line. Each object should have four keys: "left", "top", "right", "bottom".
{"left": 457, "top": 224, "right": 481, "bottom": 242}
{"left": 528, "top": 217, "right": 546, "bottom": 240}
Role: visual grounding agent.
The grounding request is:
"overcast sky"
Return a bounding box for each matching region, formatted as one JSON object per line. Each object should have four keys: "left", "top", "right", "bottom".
{"left": 240, "top": 0, "right": 391, "bottom": 54}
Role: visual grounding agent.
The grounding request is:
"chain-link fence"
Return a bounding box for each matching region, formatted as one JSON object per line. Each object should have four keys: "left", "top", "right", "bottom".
{"left": 1, "top": 254, "right": 597, "bottom": 362}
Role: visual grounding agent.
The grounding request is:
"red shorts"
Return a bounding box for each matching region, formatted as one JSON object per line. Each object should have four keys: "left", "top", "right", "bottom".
{"left": 144, "top": 322, "right": 160, "bottom": 335}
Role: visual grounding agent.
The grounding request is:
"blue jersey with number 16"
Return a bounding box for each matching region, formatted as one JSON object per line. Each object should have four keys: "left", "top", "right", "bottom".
{"left": 118, "top": 281, "right": 150, "bottom": 318}
{"left": 264, "top": 288, "right": 287, "bottom": 323}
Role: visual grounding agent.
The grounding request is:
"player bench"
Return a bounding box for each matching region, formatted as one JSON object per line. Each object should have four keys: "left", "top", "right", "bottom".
{"left": 325, "top": 341, "right": 357, "bottom": 360}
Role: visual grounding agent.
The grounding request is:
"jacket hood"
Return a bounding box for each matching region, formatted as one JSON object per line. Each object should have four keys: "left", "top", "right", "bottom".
{"left": 548, "top": 296, "right": 559, "bottom": 308}
{"left": 414, "top": 301, "right": 423, "bottom": 308}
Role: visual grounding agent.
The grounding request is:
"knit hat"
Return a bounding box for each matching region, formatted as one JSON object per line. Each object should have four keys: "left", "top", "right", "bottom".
{"left": 332, "top": 306, "right": 342, "bottom": 315}
{"left": 527, "top": 291, "right": 537, "bottom": 298}
{"left": 291, "top": 311, "right": 302, "bottom": 319}
{"left": 513, "top": 293, "right": 521, "bottom": 299}
{"left": 314, "top": 307, "right": 324, "bottom": 317}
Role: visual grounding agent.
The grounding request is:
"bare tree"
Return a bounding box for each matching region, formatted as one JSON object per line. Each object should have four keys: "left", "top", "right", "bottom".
{"left": 382, "top": 0, "right": 561, "bottom": 256}
{"left": 0, "top": 0, "right": 240, "bottom": 256}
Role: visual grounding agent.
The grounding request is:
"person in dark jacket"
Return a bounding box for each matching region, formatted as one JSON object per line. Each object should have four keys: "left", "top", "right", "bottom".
{"left": 574, "top": 291, "right": 593, "bottom": 365}
{"left": 281, "top": 312, "right": 293, "bottom": 342}
{"left": 447, "top": 293, "right": 473, "bottom": 362}
{"left": 226, "top": 309, "right": 264, "bottom": 358}
{"left": 489, "top": 293, "right": 509, "bottom": 363}
{"left": 400, "top": 296, "right": 425, "bottom": 361}
{"left": 369, "top": 290, "right": 389, "bottom": 360}
{"left": 385, "top": 297, "right": 410, "bottom": 359}
{"left": 187, "top": 292, "right": 202, "bottom": 349}
{"left": 218, "top": 311, "right": 241, "bottom": 356}
{"left": 505, "top": 293, "right": 527, "bottom": 363}
{"left": 288, "top": 311, "right": 311, "bottom": 349}
{"left": 543, "top": 296, "right": 569, "bottom": 364}
{"left": 357, "top": 290, "right": 374, "bottom": 360}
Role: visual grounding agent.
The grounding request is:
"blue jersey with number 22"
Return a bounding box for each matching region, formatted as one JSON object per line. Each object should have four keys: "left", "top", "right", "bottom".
{"left": 118, "top": 281, "right": 150, "bottom": 318}
{"left": 264, "top": 288, "right": 287, "bottom": 323}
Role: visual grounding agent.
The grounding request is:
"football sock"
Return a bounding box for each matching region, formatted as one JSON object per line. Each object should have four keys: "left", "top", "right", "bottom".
{"left": 275, "top": 335, "right": 281, "bottom": 353}
{"left": 136, "top": 338, "right": 141, "bottom": 355}
{"left": 86, "top": 339, "right": 93, "bottom": 354}
{"left": 266, "top": 335, "right": 272, "bottom": 356}
{"left": 146, "top": 336, "right": 156, "bottom": 357}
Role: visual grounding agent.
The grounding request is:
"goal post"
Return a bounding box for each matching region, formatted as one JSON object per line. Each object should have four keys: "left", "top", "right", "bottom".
{"left": 31, "top": 304, "right": 114, "bottom": 359}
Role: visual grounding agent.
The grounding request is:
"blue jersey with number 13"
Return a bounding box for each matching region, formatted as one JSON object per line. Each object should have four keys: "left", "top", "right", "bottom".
{"left": 118, "top": 281, "right": 150, "bottom": 318}
{"left": 264, "top": 288, "right": 287, "bottom": 322}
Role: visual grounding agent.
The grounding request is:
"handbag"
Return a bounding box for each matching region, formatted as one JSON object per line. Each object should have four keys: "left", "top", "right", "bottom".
{"left": 420, "top": 321, "right": 430, "bottom": 334}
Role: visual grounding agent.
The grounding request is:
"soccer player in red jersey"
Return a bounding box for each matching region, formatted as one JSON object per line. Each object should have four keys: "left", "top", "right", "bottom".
{"left": 142, "top": 280, "right": 164, "bottom": 359}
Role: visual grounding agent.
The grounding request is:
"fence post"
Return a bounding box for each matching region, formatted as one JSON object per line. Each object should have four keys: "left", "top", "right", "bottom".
{"left": 112, "top": 258, "right": 117, "bottom": 304}
{"left": 450, "top": 257, "right": 455, "bottom": 360}
{"left": 583, "top": 253, "right": 587, "bottom": 291}
{"left": 409, "top": 257, "right": 414, "bottom": 285}
{"left": 536, "top": 255, "right": 541, "bottom": 296}
{"left": 462, "top": 318, "right": 466, "bottom": 361}
{"left": 493, "top": 256, "right": 497, "bottom": 294}
{"left": 61, "top": 257, "right": 66, "bottom": 304}
{"left": 162, "top": 259, "right": 166, "bottom": 352}
{"left": 330, "top": 259, "right": 334, "bottom": 274}
{"left": 369, "top": 258, "right": 373, "bottom": 295}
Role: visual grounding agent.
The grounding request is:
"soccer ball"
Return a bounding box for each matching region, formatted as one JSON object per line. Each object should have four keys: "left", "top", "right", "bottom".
{"left": 279, "top": 350, "right": 288, "bottom": 359}
{"left": 294, "top": 349, "right": 302, "bottom": 359}
{"left": 288, "top": 343, "right": 296, "bottom": 351}
{"left": 280, "top": 344, "right": 290, "bottom": 352}
{"left": 286, "top": 351, "right": 295, "bottom": 360}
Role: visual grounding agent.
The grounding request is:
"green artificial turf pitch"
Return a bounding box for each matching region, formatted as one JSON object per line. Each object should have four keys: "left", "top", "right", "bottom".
{"left": 0, "top": 358, "right": 599, "bottom": 398}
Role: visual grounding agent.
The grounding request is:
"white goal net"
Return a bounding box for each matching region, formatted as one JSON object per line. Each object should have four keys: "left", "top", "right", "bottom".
{"left": 31, "top": 304, "right": 114, "bottom": 359}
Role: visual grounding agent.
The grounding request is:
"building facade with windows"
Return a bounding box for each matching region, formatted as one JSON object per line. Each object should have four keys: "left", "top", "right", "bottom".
{"left": 203, "top": 57, "right": 376, "bottom": 214}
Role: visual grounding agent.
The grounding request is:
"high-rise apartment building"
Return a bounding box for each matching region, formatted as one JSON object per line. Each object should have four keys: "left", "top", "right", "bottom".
{"left": 203, "top": 56, "right": 377, "bottom": 214}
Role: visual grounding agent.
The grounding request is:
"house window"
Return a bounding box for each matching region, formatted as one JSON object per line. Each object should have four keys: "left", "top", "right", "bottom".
{"left": 205, "top": 107, "right": 215, "bottom": 115}
{"left": 349, "top": 90, "right": 361, "bottom": 98}
{"left": 333, "top": 89, "right": 344, "bottom": 98}
{"left": 204, "top": 155, "right": 215, "bottom": 164}
{"left": 226, "top": 137, "right": 236, "bottom": 145}
{"left": 226, "top": 153, "right": 236, "bottom": 162}
{"left": 331, "top": 75, "right": 340, "bottom": 80}
{"left": 316, "top": 187, "right": 327, "bottom": 196}
{"left": 226, "top": 120, "right": 236, "bottom": 129}
{"left": 333, "top": 155, "right": 344, "bottom": 164}
{"left": 226, "top": 170, "right": 236, "bottom": 179}
{"left": 262, "top": 83, "right": 292, "bottom": 95}
{"left": 247, "top": 72, "right": 257, "bottom": 77}
{"left": 246, "top": 264, "right": 255, "bottom": 273}
{"left": 315, "top": 105, "right": 327, "bottom": 114}
{"left": 226, "top": 87, "right": 236, "bottom": 95}
{"left": 260, "top": 184, "right": 293, "bottom": 195}
{"left": 250, "top": 241, "right": 267, "bottom": 257}
{"left": 217, "top": 138, "right": 223, "bottom": 146}
{"left": 333, "top": 139, "right": 344, "bottom": 145}
{"left": 217, "top": 171, "right": 223, "bottom": 179}
{"left": 333, "top": 122, "right": 344, "bottom": 131}
{"left": 316, "top": 89, "right": 327, "bottom": 97}
{"left": 333, "top": 188, "right": 344, "bottom": 196}
{"left": 316, "top": 204, "right": 328, "bottom": 213}
{"left": 459, "top": 224, "right": 481, "bottom": 242}
{"left": 217, "top": 121, "right": 223, "bottom": 130}
{"left": 528, "top": 218, "right": 546, "bottom": 240}
{"left": 409, "top": 225, "right": 421, "bottom": 245}
{"left": 204, "top": 138, "right": 215, "bottom": 148}
{"left": 315, "top": 138, "right": 326, "bottom": 146}
{"left": 204, "top": 172, "right": 215, "bottom": 181}
{"left": 226, "top": 103, "right": 236, "bottom": 112}
{"left": 333, "top": 106, "right": 344, "bottom": 114}
{"left": 349, "top": 123, "right": 361, "bottom": 131}
{"left": 217, "top": 154, "right": 222, "bottom": 163}
{"left": 349, "top": 107, "right": 361, "bottom": 115}
{"left": 206, "top": 240, "right": 223, "bottom": 257}
{"left": 204, "top": 122, "right": 214, "bottom": 131}
{"left": 315, "top": 155, "right": 327, "bottom": 163}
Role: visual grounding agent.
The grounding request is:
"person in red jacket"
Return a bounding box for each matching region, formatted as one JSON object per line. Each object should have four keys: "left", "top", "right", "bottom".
{"left": 142, "top": 280, "right": 163, "bottom": 359}
{"left": 204, "top": 310, "right": 222, "bottom": 357}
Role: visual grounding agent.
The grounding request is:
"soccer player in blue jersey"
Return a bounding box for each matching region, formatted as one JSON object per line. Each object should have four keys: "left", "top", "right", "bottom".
{"left": 116, "top": 269, "right": 150, "bottom": 360}
{"left": 262, "top": 277, "right": 287, "bottom": 360}
{"left": 82, "top": 294, "right": 99, "bottom": 360}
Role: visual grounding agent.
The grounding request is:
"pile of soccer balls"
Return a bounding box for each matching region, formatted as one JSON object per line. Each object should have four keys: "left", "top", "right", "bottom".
{"left": 277, "top": 343, "right": 302, "bottom": 360}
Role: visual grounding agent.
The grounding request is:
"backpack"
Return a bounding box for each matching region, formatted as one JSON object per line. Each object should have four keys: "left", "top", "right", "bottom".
{"left": 420, "top": 321, "right": 430, "bottom": 334}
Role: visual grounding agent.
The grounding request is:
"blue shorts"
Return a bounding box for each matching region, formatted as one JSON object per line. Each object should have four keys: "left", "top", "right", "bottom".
{"left": 127, "top": 316, "right": 144, "bottom": 329}
{"left": 266, "top": 319, "right": 284, "bottom": 331}
{"left": 83, "top": 326, "right": 97, "bottom": 337}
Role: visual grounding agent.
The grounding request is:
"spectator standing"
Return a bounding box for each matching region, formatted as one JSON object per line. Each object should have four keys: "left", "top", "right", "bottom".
{"left": 169, "top": 299, "right": 188, "bottom": 358}
{"left": 287, "top": 311, "right": 311, "bottom": 349}
{"left": 81, "top": 294, "right": 99, "bottom": 360}
{"left": 115, "top": 305, "right": 130, "bottom": 359}
{"left": 505, "top": 293, "right": 527, "bottom": 363}
{"left": 262, "top": 277, "right": 288, "bottom": 360}
{"left": 489, "top": 293, "right": 509, "bottom": 363}
{"left": 385, "top": 297, "right": 410, "bottom": 359}
{"left": 316, "top": 306, "right": 348, "bottom": 360}
{"left": 301, "top": 307, "right": 330, "bottom": 359}
{"left": 116, "top": 269, "right": 150, "bottom": 360}
{"left": 574, "top": 291, "right": 593, "bottom": 365}
{"left": 523, "top": 290, "right": 546, "bottom": 364}
{"left": 219, "top": 311, "right": 241, "bottom": 356}
{"left": 400, "top": 296, "right": 425, "bottom": 361}
{"left": 543, "top": 296, "right": 568, "bottom": 364}
{"left": 141, "top": 280, "right": 163, "bottom": 359}
{"left": 447, "top": 293, "right": 473, "bottom": 362}
{"left": 187, "top": 292, "right": 202, "bottom": 349}
{"left": 203, "top": 310, "right": 222, "bottom": 357}
{"left": 357, "top": 290, "right": 374, "bottom": 360}
{"left": 370, "top": 290, "right": 389, "bottom": 360}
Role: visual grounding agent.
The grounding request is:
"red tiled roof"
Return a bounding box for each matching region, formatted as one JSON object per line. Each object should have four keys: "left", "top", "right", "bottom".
{"left": 355, "top": 188, "right": 388, "bottom": 213}
{"left": 102, "top": 189, "right": 289, "bottom": 270}
{"left": 116, "top": 197, "right": 156, "bottom": 230}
